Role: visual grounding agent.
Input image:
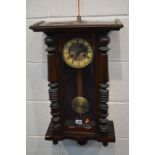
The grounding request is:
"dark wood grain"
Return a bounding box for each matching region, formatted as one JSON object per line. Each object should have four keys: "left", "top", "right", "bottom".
{"left": 29, "top": 19, "right": 123, "bottom": 32}
{"left": 45, "top": 120, "right": 115, "bottom": 144}
{"left": 44, "top": 35, "right": 62, "bottom": 138}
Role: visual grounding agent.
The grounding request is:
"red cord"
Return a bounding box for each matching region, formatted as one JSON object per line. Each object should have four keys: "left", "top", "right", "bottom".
{"left": 78, "top": 0, "right": 80, "bottom": 16}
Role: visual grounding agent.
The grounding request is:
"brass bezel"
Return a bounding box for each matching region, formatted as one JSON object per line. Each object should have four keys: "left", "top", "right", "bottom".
{"left": 62, "top": 38, "right": 94, "bottom": 68}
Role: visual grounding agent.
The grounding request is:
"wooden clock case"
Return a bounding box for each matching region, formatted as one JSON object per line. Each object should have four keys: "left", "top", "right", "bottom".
{"left": 29, "top": 19, "right": 123, "bottom": 146}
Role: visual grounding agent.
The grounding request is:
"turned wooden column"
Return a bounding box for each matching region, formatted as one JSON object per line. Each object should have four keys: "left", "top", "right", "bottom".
{"left": 44, "top": 35, "right": 61, "bottom": 138}
{"left": 98, "top": 34, "right": 110, "bottom": 135}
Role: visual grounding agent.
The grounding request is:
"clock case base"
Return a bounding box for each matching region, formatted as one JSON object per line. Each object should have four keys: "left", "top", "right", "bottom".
{"left": 45, "top": 120, "right": 115, "bottom": 146}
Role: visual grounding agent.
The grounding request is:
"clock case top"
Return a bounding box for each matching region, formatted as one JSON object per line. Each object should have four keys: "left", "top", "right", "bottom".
{"left": 29, "top": 19, "right": 123, "bottom": 32}
{"left": 29, "top": 19, "right": 123, "bottom": 145}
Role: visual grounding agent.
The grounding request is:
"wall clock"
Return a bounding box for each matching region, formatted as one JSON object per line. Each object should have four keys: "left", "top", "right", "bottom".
{"left": 29, "top": 9, "right": 123, "bottom": 146}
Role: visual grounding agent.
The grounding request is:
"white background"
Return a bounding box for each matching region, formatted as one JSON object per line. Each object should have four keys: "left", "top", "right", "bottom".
{"left": 0, "top": 0, "right": 155, "bottom": 155}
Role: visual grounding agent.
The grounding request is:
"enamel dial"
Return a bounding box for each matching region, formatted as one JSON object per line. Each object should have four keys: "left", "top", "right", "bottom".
{"left": 63, "top": 38, "right": 93, "bottom": 68}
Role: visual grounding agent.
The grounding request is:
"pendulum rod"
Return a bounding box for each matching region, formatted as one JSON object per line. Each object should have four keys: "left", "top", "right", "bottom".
{"left": 77, "top": 69, "right": 83, "bottom": 96}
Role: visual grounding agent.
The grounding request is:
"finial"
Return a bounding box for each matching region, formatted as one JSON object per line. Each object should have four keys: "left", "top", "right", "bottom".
{"left": 77, "top": 15, "right": 82, "bottom": 22}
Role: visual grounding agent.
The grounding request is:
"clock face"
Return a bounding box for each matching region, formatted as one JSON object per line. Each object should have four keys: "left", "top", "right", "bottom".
{"left": 63, "top": 38, "right": 93, "bottom": 68}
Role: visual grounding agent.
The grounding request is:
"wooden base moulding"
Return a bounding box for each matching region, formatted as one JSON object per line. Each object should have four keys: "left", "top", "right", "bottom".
{"left": 45, "top": 120, "right": 115, "bottom": 146}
